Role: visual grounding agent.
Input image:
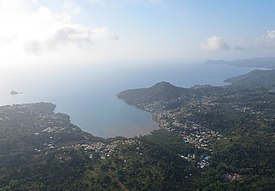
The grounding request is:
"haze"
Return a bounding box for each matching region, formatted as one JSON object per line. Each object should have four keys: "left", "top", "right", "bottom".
{"left": 1, "top": 0, "right": 275, "bottom": 89}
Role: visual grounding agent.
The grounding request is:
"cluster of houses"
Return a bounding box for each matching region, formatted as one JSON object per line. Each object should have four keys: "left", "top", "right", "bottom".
{"left": 197, "top": 156, "right": 210, "bottom": 169}
{"left": 180, "top": 130, "right": 220, "bottom": 150}
{"left": 135, "top": 96, "right": 226, "bottom": 169}
{"left": 146, "top": 105, "right": 223, "bottom": 151}
{"left": 73, "top": 139, "right": 137, "bottom": 160}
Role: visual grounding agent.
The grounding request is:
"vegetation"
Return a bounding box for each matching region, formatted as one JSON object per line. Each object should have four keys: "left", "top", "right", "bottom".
{"left": 118, "top": 69, "right": 275, "bottom": 190}
{"left": 0, "top": 69, "right": 275, "bottom": 190}
{"left": 117, "top": 81, "right": 189, "bottom": 106}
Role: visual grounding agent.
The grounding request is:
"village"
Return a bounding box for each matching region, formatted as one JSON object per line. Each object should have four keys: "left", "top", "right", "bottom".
{"left": 72, "top": 139, "right": 138, "bottom": 160}
{"left": 139, "top": 95, "right": 224, "bottom": 152}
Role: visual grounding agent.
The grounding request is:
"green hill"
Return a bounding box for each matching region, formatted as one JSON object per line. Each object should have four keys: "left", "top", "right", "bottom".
{"left": 117, "top": 81, "right": 189, "bottom": 105}
{"left": 225, "top": 69, "right": 275, "bottom": 89}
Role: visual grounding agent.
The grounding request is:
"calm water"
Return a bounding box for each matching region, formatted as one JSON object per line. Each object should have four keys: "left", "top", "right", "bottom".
{"left": 0, "top": 62, "right": 253, "bottom": 137}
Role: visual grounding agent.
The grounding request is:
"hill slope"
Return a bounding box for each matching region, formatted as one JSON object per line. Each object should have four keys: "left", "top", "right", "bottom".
{"left": 225, "top": 69, "right": 275, "bottom": 89}
{"left": 117, "top": 81, "right": 189, "bottom": 105}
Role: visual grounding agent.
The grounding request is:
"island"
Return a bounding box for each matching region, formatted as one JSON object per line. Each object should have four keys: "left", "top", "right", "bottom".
{"left": 0, "top": 69, "right": 275, "bottom": 191}
{"left": 10, "top": 91, "right": 22, "bottom": 95}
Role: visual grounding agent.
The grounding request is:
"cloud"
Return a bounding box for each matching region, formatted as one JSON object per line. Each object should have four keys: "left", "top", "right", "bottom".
{"left": 267, "top": 30, "right": 275, "bottom": 39}
{"left": 0, "top": 0, "right": 118, "bottom": 54}
{"left": 141, "top": 0, "right": 162, "bottom": 5}
{"left": 25, "top": 24, "right": 118, "bottom": 54}
{"left": 86, "top": 0, "right": 162, "bottom": 6}
{"left": 200, "top": 36, "right": 229, "bottom": 51}
{"left": 254, "top": 30, "right": 275, "bottom": 49}
{"left": 62, "top": 0, "right": 81, "bottom": 14}
{"left": 231, "top": 30, "right": 275, "bottom": 51}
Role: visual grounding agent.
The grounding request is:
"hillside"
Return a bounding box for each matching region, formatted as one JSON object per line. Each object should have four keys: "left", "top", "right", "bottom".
{"left": 0, "top": 103, "right": 99, "bottom": 154}
{"left": 0, "top": 103, "right": 199, "bottom": 191}
{"left": 117, "top": 81, "right": 189, "bottom": 106}
{"left": 118, "top": 69, "right": 275, "bottom": 190}
{"left": 225, "top": 69, "right": 275, "bottom": 89}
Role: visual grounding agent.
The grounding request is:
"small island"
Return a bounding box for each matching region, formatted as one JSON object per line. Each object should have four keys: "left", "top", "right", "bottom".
{"left": 10, "top": 90, "right": 22, "bottom": 95}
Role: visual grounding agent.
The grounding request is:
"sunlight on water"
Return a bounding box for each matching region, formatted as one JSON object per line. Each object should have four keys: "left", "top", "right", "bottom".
{"left": 0, "top": 62, "right": 253, "bottom": 137}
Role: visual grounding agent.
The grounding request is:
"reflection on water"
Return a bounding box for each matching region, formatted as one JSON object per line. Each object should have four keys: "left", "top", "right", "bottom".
{"left": 0, "top": 62, "right": 253, "bottom": 138}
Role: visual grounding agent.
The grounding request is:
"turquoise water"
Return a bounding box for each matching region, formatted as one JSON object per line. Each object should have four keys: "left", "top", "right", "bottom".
{"left": 0, "top": 62, "right": 253, "bottom": 137}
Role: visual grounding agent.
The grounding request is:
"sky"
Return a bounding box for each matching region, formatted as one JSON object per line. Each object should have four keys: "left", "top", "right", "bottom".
{"left": 1, "top": 0, "right": 275, "bottom": 71}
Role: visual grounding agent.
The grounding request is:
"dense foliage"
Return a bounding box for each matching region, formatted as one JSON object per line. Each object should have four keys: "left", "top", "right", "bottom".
{"left": 1, "top": 69, "right": 275, "bottom": 190}
{"left": 118, "top": 69, "right": 275, "bottom": 190}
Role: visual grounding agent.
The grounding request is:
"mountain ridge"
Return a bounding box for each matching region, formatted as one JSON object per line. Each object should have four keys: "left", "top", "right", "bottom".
{"left": 205, "top": 57, "right": 275, "bottom": 69}
{"left": 225, "top": 69, "right": 275, "bottom": 89}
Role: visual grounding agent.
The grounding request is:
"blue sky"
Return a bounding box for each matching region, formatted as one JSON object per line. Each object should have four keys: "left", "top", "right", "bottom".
{"left": 0, "top": 0, "right": 275, "bottom": 69}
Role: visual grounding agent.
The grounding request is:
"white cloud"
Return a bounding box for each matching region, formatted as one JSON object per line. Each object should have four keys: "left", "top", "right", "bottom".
{"left": 253, "top": 30, "right": 275, "bottom": 49}
{"left": 63, "top": 0, "right": 81, "bottom": 14}
{"left": 0, "top": 0, "right": 118, "bottom": 54}
{"left": 200, "top": 36, "right": 229, "bottom": 51}
{"left": 24, "top": 23, "right": 118, "bottom": 54}
{"left": 267, "top": 30, "right": 275, "bottom": 39}
{"left": 139, "top": 0, "right": 162, "bottom": 5}
{"left": 232, "top": 30, "right": 275, "bottom": 51}
{"left": 86, "top": 0, "right": 162, "bottom": 6}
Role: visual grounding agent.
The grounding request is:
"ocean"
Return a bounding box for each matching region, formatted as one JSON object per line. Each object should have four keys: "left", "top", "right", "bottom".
{"left": 0, "top": 62, "right": 253, "bottom": 138}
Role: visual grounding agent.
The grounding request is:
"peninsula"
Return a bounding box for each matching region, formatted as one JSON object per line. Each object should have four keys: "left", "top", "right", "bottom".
{"left": 0, "top": 69, "right": 275, "bottom": 190}
{"left": 118, "top": 69, "right": 275, "bottom": 190}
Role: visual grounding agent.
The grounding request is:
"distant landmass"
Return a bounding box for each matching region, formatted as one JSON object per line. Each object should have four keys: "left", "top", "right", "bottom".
{"left": 10, "top": 90, "right": 22, "bottom": 95}
{"left": 205, "top": 57, "right": 275, "bottom": 69}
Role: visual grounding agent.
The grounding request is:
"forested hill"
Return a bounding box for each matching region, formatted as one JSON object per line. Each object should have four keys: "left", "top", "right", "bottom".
{"left": 225, "top": 69, "right": 275, "bottom": 90}
{"left": 117, "top": 69, "right": 275, "bottom": 190}
{"left": 118, "top": 69, "right": 275, "bottom": 106}
{"left": 117, "top": 81, "right": 190, "bottom": 105}
{"left": 0, "top": 103, "right": 100, "bottom": 154}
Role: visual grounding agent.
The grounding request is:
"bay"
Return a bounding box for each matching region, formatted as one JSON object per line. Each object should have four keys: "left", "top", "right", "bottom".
{"left": 0, "top": 62, "right": 253, "bottom": 138}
